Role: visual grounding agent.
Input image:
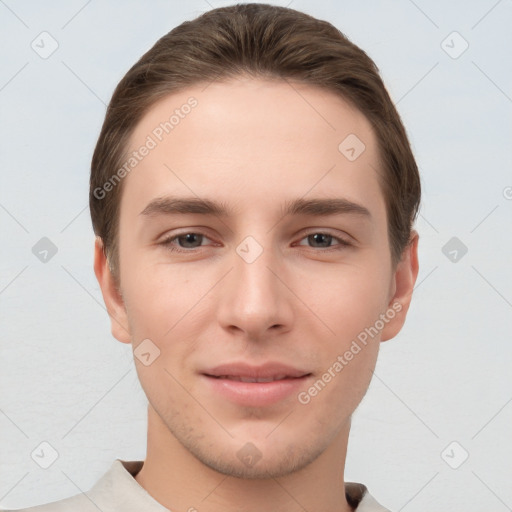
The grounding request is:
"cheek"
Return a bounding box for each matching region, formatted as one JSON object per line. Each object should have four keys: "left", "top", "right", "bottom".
{"left": 297, "top": 262, "right": 388, "bottom": 409}
{"left": 304, "top": 261, "right": 391, "bottom": 338}
{"left": 296, "top": 337, "right": 379, "bottom": 427}
{"left": 121, "top": 263, "right": 212, "bottom": 378}
{"left": 121, "top": 257, "right": 195, "bottom": 332}
{"left": 304, "top": 312, "right": 380, "bottom": 408}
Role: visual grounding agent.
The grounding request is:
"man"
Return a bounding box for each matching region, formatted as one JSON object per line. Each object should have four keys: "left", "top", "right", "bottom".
{"left": 9, "top": 3, "right": 420, "bottom": 511}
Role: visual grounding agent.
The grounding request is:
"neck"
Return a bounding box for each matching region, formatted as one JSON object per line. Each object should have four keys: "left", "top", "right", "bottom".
{"left": 134, "top": 405, "right": 354, "bottom": 512}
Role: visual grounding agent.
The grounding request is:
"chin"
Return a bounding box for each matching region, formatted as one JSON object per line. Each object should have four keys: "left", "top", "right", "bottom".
{"left": 184, "top": 433, "right": 327, "bottom": 480}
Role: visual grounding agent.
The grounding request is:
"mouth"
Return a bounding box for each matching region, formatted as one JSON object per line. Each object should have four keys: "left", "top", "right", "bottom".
{"left": 203, "top": 361, "right": 310, "bottom": 379}
{"left": 207, "top": 374, "right": 299, "bottom": 383}
{"left": 201, "top": 362, "right": 312, "bottom": 407}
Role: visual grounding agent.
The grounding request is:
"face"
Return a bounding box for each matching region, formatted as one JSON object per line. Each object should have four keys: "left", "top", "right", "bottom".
{"left": 97, "top": 76, "right": 417, "bottom": 479}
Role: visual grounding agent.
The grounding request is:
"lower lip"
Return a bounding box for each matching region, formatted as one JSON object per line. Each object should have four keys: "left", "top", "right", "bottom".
{"left": 202, "top": 375, "right": 311, "bottom": 407}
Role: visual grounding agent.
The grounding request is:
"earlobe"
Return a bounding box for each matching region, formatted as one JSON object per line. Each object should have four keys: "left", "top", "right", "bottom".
{"left": 380, "top": 230, "right": 420, "bottom": 342}
{"left": 93, "top": 237, "right": 132, "bottom": 344}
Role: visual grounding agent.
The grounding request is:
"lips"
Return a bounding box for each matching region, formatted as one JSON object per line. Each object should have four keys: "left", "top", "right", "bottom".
{"left": 211, "top": 375, "right": 290, "bottom": 383}
{"left": 201, "top": 362, "right": 312, "bottom": 407}
{"left": 203, "top": 362, "right": 310, "bottom": 381}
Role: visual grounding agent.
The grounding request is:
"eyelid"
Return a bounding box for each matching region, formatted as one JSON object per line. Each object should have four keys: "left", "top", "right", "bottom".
{"left": 296, "top": 229, "right": 352, "bottom": 247}
{"left": 159, "top": 228, "right": 353, "bottom": 253}
{"left": 159, "top": 230, "right": 215, "bottom": 248}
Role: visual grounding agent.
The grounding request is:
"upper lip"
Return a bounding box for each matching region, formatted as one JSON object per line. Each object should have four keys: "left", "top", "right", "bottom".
{"left": 203, "top": 362, "right": 311, "bottom": 381}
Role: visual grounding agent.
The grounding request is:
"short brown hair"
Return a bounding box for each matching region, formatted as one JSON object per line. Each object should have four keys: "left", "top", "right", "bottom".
{"left": 90, "top": 3, "right": 421, "bottom": 286}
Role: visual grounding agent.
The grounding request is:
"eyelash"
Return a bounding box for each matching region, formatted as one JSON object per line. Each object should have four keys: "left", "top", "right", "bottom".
{"left": 159, "top": 230, "right": 352, "bottom": 254}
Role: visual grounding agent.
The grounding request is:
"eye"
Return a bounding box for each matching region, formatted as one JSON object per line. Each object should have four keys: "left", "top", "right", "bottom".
{"left": 296, "top": 232, "right": 352, "bottom": 250}
{"left": 159, "top": 232, "right": 213, "bottom": 252}
{"left": 158, "top": 230, "right": 352, "bottom": 254}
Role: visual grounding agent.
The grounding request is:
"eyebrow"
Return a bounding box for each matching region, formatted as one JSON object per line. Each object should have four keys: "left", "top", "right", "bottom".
{"left": 139, "top": 196, "right": 372, "bottom": 220}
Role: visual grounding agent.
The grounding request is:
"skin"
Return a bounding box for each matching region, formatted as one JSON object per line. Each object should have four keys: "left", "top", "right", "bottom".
{"left": 94, "top": 76, "right": 419, "bottom": 512}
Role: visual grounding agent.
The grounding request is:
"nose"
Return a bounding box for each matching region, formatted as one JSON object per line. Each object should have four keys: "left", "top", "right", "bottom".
{"left": 216, "top": 238, "right": 294, "bottom": 341}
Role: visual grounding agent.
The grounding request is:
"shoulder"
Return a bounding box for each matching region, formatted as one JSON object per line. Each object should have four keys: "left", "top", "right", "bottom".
{"left": 0, "top": 492, "right": 98, "bottom": 512}
{"left": 345, "top": 482, "right": 392, "bottom": 511}
{"left": 1, "top": 459, "right": 147, "bottom": 512}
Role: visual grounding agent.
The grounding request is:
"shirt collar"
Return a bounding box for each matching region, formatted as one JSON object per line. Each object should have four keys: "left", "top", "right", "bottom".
{"left": 88, "top": 459, "right": 390, "bottom": 512}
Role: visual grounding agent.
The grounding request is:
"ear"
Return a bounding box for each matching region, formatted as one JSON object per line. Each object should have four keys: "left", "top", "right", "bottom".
{"left": 380, "top": 230, "right": 419, "bottom": 342}
{"left": 93, "top": 236, "right": 131, "bottom": 344}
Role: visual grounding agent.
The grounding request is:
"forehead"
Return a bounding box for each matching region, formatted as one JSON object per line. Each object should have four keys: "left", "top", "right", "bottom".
{"left": 121, "top": 77, "right": 384, "bottom": 221}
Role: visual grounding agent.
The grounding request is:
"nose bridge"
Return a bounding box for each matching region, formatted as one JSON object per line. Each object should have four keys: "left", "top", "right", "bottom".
{"left": 217, "top": 233, "right": 292, "bottom": 335}
{"left": 236, "top": 235, "right": 277, "bottom": 298}
{"left": 234, "top": 233, "right": 281, "bottom": 307}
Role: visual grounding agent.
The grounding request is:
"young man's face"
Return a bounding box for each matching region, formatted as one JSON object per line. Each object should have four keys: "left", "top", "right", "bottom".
{"left": 96, "top": 77, "right": 418, "bottom": 478}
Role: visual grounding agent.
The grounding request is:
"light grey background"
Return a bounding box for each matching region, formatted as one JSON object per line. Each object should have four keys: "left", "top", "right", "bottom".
{"left": 1, "top": 0, "right": 511, "bottom": 510}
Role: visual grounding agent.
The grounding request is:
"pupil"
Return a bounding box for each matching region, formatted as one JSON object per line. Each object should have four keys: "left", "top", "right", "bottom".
{"left": 180, "top": 233, "right": 201, "bottom": 247}
{"left": 310, "top": 233, "right": 331, "bottom": 247}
